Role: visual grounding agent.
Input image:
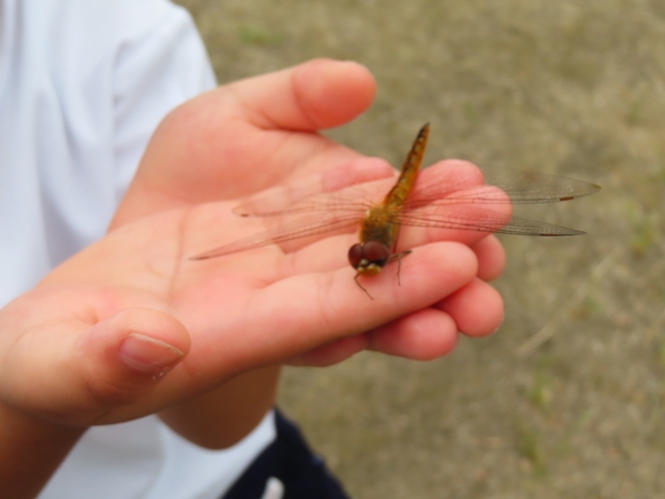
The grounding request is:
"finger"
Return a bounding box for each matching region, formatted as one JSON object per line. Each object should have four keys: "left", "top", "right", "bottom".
{"left": 227, "top": 58, "right": 376, "bottom": 131}
{"left": 117, "top": 59, "right": 376, "bottom": 219}
{"left": 282, "top": 241, "right": 502, "bottom": 350}
{"left": 277, "top": 230, "right": 506, "bottom": 282}
{"left": 472, "top": 235, "right": 506, "bottom": 282}
{"left": 437, "top": 278, "right": 504, "bottom": 337}
{"left": 184, "top": 242, "right": 478, "bottom": 374}
{"left": 5, "top": 307, "right": 190, "bottom": 426}
{"left": 287, "top": 307, "right": 459, "bottom": 365}
{"left": 289, "top": 307, "right": 459, "bottom": 366}
{"left": 287, "top": 334, "right": 369, "bottom": 367}
{"left": 75, "top": 308, "right": 190, "bottom": 414}
{"left": 365, "top": 308, "right": 458, "bottom": 360}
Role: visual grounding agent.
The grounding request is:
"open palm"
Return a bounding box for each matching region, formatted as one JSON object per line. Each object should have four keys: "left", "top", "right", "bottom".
{"left": 0, "top": 60, "right": 504, "bottom": 429}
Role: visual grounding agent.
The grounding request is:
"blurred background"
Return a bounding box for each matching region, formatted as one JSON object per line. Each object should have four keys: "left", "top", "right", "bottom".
{"left": 175, "top": 1, "right": 665, "bottom": 497}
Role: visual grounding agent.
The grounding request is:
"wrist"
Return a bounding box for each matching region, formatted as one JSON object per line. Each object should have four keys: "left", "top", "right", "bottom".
{"left": 0, "top": 402, "right": 86, "bottom": 498}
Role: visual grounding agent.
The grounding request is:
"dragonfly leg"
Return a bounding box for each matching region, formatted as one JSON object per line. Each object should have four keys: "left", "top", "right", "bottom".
{"left": 352, "top": 248, "right": 412, "bottom": 299}
{"left": 354, "top": 274, "right": 374, "bottom": 300}
{"left": 390, "top": 249, "right": 413, "bottom": 286}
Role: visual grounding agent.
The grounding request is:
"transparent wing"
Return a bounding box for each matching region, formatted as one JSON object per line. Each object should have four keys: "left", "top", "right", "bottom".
{"left": 234, "top": 164, "right": 600, "bottom": 219}
{"left": 390, "top": 165, "right": 598, "bottom": 236}
{"left": 233, "top": 171, "right": 393, "bottom": 217}
{"left": 190, "top": 212, "right": 362, "bottom": 260}
{"left": 395, "top": 205, "right": 586, "bottom": 236}
{"left": 482, "top": 168, "right": 600, "bottom": 203}
{"left": 192, "top": 163, "right": 598, "bottom": 260}
{"left": 406, "top": 165, "right": 601, "bottom": 208}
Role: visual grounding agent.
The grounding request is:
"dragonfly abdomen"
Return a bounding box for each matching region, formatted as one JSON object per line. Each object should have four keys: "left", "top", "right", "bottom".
{"left": 382, "top": 123, "right": 429, "bottom": 208}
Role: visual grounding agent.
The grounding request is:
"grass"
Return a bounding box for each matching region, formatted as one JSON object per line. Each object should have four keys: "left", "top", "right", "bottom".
{"left": 237, "top": 25, "right": 285, "bottom": 45}
{"left": 175, "top": 1, "right": 665, "bottom": 496}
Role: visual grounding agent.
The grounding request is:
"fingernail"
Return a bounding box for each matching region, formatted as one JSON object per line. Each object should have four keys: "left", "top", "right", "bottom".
{"left": 120, "top": 333, "right": 184, "bottom": 375}
{"left": 491, "top": 314, "right": 505, "bottom": 335}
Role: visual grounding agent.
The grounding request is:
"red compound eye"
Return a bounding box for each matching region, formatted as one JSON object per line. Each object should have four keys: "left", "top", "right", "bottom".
{"left": 362, "top": 241, "right": 390, "bottom": 266}
{"left": 348, "top": 244, "right": 364, "bottom": 269}
{"left": 348, "top": 242, "right": 390, "bottom": 270}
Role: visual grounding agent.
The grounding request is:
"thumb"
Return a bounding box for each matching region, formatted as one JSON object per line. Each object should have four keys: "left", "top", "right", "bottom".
{"left": 2, "top": 306, "right": 190, "bottom": 426}
{"left": 73, "top": 308, "right": 190, "bottom": 413}
{"left": 236, "top": 58, "right": 377, "bottom": 130}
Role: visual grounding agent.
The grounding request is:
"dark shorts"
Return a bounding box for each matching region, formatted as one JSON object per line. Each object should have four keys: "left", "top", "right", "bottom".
{"left": 222, "top": 408, "right": 351, "bottom": 499}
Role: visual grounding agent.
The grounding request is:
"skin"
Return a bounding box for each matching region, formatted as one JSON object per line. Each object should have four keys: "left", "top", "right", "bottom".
{"left": 0, "top": 59, "right": 505, "bottom": 498}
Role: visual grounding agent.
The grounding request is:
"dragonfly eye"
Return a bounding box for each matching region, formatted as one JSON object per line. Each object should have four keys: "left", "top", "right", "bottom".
{"left": 348, "top": 242, "right": 390, "bottom": 270}
{"left": 348, "top": 244, "right": 364, "bottom": 269}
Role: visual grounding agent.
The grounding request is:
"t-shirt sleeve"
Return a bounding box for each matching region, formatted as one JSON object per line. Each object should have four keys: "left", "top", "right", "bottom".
{"left": 112, "top": 1, "right": 217, "bottom": 201}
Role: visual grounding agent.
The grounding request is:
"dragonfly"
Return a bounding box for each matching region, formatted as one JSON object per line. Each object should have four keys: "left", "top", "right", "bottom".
{"left": 191, "top": 123, "right": 600, "bottom": 297}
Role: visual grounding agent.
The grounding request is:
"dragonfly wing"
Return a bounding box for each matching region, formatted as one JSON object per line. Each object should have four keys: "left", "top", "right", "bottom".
{"left": 407, "top": 163, "right": 600, "bottom": 207}
{"left": 396, "top": 204, "right": 585, "bottom": 236}
{"left": 396, "top": 163, "right": 598, "bottom": 236}
{"left": 497, "top": 214, "right": 587, "bottom": 236}
{"left": 190, "top": 213, "right": 361, "bottom": 260}
{"left": 233, "top": 171, "right": 393, "bottom": 217}
{"left": 481, "top": 167, "right": 601, "bottom": 203}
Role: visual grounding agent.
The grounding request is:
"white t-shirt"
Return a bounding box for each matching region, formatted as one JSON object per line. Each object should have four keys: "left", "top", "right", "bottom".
{"left": 0, "top": 1, "right": 275, "bottom": 497}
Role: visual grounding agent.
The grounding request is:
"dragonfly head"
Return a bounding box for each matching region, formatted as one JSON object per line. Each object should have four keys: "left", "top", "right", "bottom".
{"left": 348, "top": 241, "right": 390, "bottom": 276}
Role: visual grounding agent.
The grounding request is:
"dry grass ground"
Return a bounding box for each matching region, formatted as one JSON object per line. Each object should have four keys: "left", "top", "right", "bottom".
{"left": 175, "top": 1, "right": 665, "bottom": 497}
